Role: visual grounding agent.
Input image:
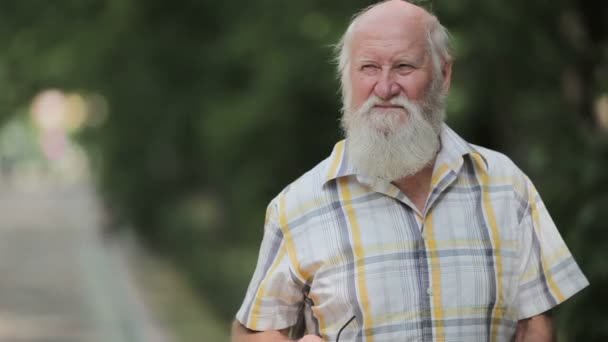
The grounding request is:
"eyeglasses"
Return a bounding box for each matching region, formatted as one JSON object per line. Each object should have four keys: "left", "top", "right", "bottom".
{"left": 336, "top": 315, "right": 356, "bottom": 342}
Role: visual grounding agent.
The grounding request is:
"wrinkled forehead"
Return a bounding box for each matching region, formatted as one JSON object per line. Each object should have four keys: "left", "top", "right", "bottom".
{"left": 350, "top": 4, "right": 432, "bottom": 55}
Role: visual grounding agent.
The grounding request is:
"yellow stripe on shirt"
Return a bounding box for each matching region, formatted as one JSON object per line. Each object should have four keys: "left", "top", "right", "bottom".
{"left": 249, "top": 243, "right": 288, "bottom": 330}
{"left": 529, "top": 191, "right": 565, "bottom": 302}
{"left": 425, "top": 213, "right": 445, "bottom": 341}
{"left": 431, "top": 163, "right": 451, "bottom": 188}
{"left": 327, "top": 140, "right": 345, "bottom": 180}
{"left": 472, "top": 154, "right": 504, "bottom": 342}
{"left": 338, "top": 177, "right": 374, "bottom": 341}
{"left": 277, "top": 194, "right": 328, "bottom": 334}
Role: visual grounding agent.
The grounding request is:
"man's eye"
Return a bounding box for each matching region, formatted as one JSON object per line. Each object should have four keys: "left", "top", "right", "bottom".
{"left": 397, "top": 64, "right": 413, "bottom": 69}
{"left": 361, "top": 64, "right": 378, "bottom": 70}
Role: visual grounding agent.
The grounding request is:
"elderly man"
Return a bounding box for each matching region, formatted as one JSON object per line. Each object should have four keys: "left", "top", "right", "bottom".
{"left": 232, "top": 1, "right": 588, "bottom": 341}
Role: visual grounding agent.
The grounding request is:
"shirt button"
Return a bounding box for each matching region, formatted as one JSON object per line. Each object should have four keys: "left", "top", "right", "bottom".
{"left": 426, "top": 287, "right": 433, "bottom": 296}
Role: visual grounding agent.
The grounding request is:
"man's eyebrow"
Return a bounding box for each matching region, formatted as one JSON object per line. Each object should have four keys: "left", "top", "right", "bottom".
{"left": 352, "top": 57, "right": 379, "bottom": 66}
{"left": 393, "top": 53, "right": 425, "bottom": 64}
{"left": 352, "top": 52, "right": 426, "bottom": 66}
{"left": 403, "top": 57, "right": 431, "bottom": 68}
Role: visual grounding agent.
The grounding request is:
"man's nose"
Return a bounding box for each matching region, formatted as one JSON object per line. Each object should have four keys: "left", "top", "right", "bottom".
{"left": 373, "top": 71, "right": 400, "bottom": 100}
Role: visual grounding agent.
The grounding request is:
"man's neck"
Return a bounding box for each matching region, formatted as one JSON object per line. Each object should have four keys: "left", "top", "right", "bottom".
{"left": 392, "top": 162, "right": 435, "bottom": 214}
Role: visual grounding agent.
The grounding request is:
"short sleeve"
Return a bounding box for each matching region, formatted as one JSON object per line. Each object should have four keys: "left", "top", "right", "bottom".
{"left": 236, "top": 201, "right": 304, "bottom": 331}
{"left": 516, "top": 178, "right": 589, "bottom": 319}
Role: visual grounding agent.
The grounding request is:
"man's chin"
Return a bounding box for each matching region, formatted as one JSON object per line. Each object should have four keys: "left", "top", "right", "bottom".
{"left": 369, "top": 121, "right": 408, "bottom": 136}
{"left": 370, "top": 108, "right": 408, "bottom": 121}
{"left": 368, "top": 114, "right": 409, "bottom": 132}
{"left": 371, "top": 106, "right": 407, "bottom": 114}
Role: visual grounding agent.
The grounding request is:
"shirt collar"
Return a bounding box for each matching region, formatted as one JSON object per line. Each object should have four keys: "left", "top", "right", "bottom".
{"left": 322, "top": 123, "right": 487, "bottom": 186}
{"left": 322, "top": 139, "right": 356, "bottom": 185}
{"left": 435, "top": 124, "right": 488, "bottom": 173}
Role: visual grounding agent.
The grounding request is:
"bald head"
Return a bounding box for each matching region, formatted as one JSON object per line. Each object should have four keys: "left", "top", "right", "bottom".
{"left": 354, "top": 0, "right": 433, "bottom": 37}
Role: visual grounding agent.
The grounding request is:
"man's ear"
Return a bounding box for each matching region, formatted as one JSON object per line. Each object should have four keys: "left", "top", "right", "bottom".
{"left": 442, "top": 59, "right": 453, "bottom": 93}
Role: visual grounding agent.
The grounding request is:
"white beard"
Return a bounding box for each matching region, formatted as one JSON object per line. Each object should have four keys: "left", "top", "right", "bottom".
{"left": 341, "top": 83, "right": 446, "bottom": 181}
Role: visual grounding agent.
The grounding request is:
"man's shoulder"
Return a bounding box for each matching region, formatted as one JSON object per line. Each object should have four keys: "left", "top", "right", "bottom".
{"left": 467, "top": 144, "right": 536, "bottom": 200}
{"left": 470, "top": 144, "right": 526, "bottom": 177}
{"left": 442, "top": 125, "right": 527, "bottom": 180}
{"left": 268, "top": 148, "right": 335, "bottom": 210}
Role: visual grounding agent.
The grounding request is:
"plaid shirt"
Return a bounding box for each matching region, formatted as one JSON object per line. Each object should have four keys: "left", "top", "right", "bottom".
{"left": 236, "top": 124, "right": 588, "bottom": 341}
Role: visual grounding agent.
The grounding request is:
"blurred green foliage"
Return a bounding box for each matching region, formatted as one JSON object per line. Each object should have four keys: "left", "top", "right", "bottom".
{"left": 0, "top": 0, "right": 606, "bottom": 340}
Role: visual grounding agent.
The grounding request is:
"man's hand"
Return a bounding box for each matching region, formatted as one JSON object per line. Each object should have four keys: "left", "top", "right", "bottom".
{"left": 232, "top": 321, "right": 325, "bottom": 341}
{"left": 515, "top": 312, "right": 554, "bottom": 342}
{"left": 298, "top": 335, "right": 324, "bottom": 342}
{"left": 231, "top": 320, "right": 291, "bottom": 341}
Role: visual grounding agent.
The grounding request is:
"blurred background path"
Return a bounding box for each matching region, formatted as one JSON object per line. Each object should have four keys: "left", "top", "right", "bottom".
{"left": 0, "top": 180, "right": 171, "bottom": 342}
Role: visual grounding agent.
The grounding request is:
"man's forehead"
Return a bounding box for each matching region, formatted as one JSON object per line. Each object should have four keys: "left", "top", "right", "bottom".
{"left": 353, "top": 44, "right": 427, "bottom": 63}
{"left": 352, "top": 1, "right": 431, "bottom": 43}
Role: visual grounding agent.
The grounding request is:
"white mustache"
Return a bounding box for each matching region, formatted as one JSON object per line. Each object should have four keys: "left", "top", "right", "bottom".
{"left": 361, "top": 96, "right": 413, "bottom": 112}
